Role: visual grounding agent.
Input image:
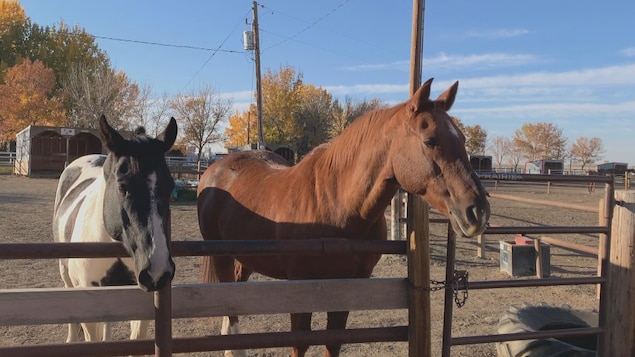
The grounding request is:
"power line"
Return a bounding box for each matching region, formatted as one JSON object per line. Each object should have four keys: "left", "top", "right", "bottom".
{"left": 260, "top": 0, "right": 351, "bottom": 52}
{"left": 92, "top": 35, "right": 243, "bottom": 54}
{"left": 180, "top": 9, "right": 252, "bottom": 92}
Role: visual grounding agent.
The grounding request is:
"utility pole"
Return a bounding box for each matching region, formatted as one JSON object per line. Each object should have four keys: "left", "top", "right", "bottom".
{"left": 252, "top": 1, "right": 265, "bottom": 149}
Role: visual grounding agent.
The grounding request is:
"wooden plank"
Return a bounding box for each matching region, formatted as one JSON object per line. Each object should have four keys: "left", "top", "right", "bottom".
{"left": 0, "top": 278, "right": 408, "bottom": 326}
{"left": 600, "top": 190, "right": 635, "bottom": 356}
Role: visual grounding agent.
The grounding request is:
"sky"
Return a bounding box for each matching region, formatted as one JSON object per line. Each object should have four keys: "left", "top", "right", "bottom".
{"left": 18, "top": 0, "right": 635, "bottom": 165}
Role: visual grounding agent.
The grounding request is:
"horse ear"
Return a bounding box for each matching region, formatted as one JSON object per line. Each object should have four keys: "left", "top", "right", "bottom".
{"left": 408, "top": 78, "right": 434, "bottom": 113}
{"left": 158, "top": 117, "right": 178, "bottom": 152}
{"left": 98, "top": 115, "right": 125, "bottom": 153}
{"left": 436, "top": 80, "right": 459, "bottom": 111}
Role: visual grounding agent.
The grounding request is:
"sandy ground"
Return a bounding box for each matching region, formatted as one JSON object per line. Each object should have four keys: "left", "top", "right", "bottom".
{"left": 0, "top": 175, "right": 606, "bottom": 356}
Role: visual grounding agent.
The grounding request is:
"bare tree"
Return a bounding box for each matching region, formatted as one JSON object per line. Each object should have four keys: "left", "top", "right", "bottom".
{"left": 130, "top": 86, "right": 173, "bottom": 137}
{"left": 571, "top": 137, "right": 604, "bottom": 171}
{"left": 490, "top": 136, "right": 511, "bottom": 169}
{"left": 170, "top": 85, "right": 232, "bottom": 163}
{"left": 507, "top": 140, "right": 524, "bottom": 173}
{"left": 63, "top": 63, "right": 140, "bottom": 130}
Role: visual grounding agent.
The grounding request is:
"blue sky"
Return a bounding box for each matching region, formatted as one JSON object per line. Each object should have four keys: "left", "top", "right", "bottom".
{"left": 18, "top": 0, "right": 635, "bottom": 165}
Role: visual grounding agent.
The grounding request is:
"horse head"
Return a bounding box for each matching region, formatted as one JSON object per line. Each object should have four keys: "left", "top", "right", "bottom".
{"left": 99, "top": 115, "right": 178, "bottom": 291}
{"left": 391, "top": 78, "right": 490, "bottom": 237}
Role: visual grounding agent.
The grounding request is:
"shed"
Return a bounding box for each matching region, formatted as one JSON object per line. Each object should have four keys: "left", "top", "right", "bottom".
{"left": 13, "top": 125, "right": 130, "bottom": 177}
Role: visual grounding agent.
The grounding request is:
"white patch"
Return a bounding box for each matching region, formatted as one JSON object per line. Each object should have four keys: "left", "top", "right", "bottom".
{"left": 221, "top": 317, "right": 246, "bottom": 357}
{"left": 146, "top": 172, "right": 172, "bottom": 282}
{"left": 448, "top": 120, "right": 460, "bottom": 139}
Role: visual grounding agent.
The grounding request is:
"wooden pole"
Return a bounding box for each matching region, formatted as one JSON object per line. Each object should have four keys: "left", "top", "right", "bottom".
{"left": 534, "top": 238, "right": 543, "bottom": 278}
{"left": 252, "top": 1, "right": 265, "bottom": 149}
{"left": 407, "top": 0, "right": 430, "bottom": 356}
{"left": 601, "top": 190, "right": 634, "bottom": 356}
{"left": 155, "top": 210, "right": 173, "bottom": 356}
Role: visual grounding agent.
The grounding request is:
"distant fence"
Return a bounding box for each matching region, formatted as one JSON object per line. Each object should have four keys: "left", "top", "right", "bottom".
{"left": 0, "top": 151, "right": 15, "bottom": 167}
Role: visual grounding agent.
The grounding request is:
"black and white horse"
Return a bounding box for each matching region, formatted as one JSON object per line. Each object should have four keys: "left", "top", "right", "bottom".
{"left": 53, "top": 115, "right": 177, "bottom": 342}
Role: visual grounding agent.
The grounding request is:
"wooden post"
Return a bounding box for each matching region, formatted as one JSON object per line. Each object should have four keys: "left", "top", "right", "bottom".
{"left": 601, "top": 191, "right": 634, "bottom": 357}
{"left": 547, "top": 169, "right": 552, "bottom": 194}
{"left": 476, "top": 234, "right": 484, "bottom": 259}
{"left": 534, "top": 238, "right": 543, "bottom": 278}
{"left": 155, "top": 209, "right": 173, "bottom": 356}
{"left": 597, "top": 198, "right": 606, "bottom": 299}
{"left": 391, "top": 193, "right": 400, "bottom": 240}
{"left": 407, "top": 0, "right": 429, "bottom": 356}
{"left": 407, "top": 195, "right": 430, "bottom": 357}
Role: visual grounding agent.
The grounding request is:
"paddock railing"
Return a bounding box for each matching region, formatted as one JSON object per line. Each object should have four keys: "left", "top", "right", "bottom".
{"left": 437, "top": 173, "right": 616, "bottom": 357}
{"left": 1, "top": 173, "right": 632, "bottom": 357}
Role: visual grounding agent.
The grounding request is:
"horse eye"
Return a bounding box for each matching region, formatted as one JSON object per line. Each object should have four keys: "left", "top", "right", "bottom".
{"left": 118, "top": 183, "right": 130, "bottom": 197}
{"left": 424, "top": 138, "right": 437, "bottom": 148}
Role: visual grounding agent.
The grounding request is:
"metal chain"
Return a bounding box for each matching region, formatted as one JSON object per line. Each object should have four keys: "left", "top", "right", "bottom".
{"left": 408, "top": 270, "right": 469, "bottom": 308}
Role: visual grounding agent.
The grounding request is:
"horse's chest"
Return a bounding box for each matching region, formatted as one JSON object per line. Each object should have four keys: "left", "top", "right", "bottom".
{"left": 68, "top": 257, "right": 135, "bottom": 287}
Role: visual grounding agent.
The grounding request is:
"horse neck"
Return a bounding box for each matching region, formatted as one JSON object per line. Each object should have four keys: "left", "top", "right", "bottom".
{"left": 311, "top": 110, "right": 401, "bottom": 222}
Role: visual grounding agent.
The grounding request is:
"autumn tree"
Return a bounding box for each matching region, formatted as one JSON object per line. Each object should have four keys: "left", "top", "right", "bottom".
{"left": 261, "top": 65, "right": 303, "bottom": 146}
{"left": 0, "top": 1, "right": 109, "bottom": 88}
{"left": 450, "top": 116, "right": 488, "bottom": 156}
{"left": 225, "top": 105, "right": 258, "bottom": 148}
{"left": 0, "top": 59, "right": 65, "bottom": 143}
{"left": 295, "top": 84, "right": 335, "bottom": 157}
{"left": 129, "top": 87, "right": 174, "bottom": 137}
{"left": 63, "top": 64, "right": 142, "bottom": 130}
{"left": 570, "top": 137, "right": 604, "bottom": 170}
{"left": 171, "top": 85, "right": 232, "bottom": 163}
{"left": 513, "top": 122, "right": 567, "bottom": 160}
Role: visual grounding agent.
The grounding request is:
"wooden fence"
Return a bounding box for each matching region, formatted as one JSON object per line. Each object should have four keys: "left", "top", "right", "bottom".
{"left": 3, "top": 173, "right": 635, "bottom": 356}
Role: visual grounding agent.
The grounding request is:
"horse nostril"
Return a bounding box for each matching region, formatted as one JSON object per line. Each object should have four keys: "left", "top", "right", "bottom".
{"left": 466, "top": 205, "right": 481, "bottom": 224}
{"left": 137, "top": 269, "right": 155, "bottom": 292}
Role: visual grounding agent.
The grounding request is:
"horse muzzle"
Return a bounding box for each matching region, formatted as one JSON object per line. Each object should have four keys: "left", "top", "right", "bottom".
{"left": 137, "top": 260, "right": 175, "bottom": 292}
{"left": 450, "top": 201, "right": 490, "bottom": 238}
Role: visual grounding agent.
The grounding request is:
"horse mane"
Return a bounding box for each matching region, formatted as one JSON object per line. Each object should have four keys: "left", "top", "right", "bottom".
{"left": 311, "top": 101, "right": 408, "bottom": 172}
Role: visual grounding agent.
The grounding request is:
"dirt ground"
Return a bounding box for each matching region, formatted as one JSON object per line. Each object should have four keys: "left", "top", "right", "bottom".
{"left": 0, "top": 174, "right": 606, "bottom": 356}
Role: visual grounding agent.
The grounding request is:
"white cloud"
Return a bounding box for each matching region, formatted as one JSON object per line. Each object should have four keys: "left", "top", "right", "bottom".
{"left": 323, "top": 83, "right": 408, "bottom": 96}
{"left": 425, "top": 52, "right": 539, "bottom": 69}
{"left": 463, "top": 28, "right": 530, "bottom": 39}
{"left": 619, "top": 47, "right": 635, "bottom": 57}
{"left": 340, "top": 52, "right": 538, "bottom": 72}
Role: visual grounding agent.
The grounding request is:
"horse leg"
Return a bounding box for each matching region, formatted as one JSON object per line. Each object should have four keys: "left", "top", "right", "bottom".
{"left": 203, "top": 255, "right": 249, "bottom": 357}
{"left": 323, "top": 311, "right": 350, "bottom": 357}
{"left": 59, "top": 260, "right": 82, "bottom": 343}
{"left": 103, "top": 322, "right": 112, "bottom": 340}
{"left": 80, "top": 322, "right": 104, "bottom": 342}
{"left": 130, "top": 320, "right": 149, "bottom": 339}
{"left": 290, "top": 312, "right": 313, "bottom": 357}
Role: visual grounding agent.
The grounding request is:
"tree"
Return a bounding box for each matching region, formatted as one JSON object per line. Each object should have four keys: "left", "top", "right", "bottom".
{"left": 463, "top": 124, "right": 488, "bottom": 155}
{"left": 0, "top": 59, "right": 65, "bottom": 143}
{"left": 225, "top": 105, "right": 258, "bottom": 148}
{"left": 171, "top": 85, "right": 232, "bottom": 163}
{"left": 330, "top": 96, "right": 384, "bottom": 138}
{"left": 570, "top": 137, "right": 604, "bottom": 171}
{"left": 450, "top": 116, "right": 487, "bottom": 156}
{"left": 490, "top": 136, "right": 511, "bottom": 169}
{"left": 261, "top": 65, "right": 303, "bottom": 146}
{"left": 507, "top": 140, "right": 524, "bottom": 172}
{"left": 513, "top": 122, "right": 567, "bottom": 160}
{"left": 295, "top": 84, "right": 334, "bottom": 157}
{"left": 63, "top": 64, "right": 141, "bottom": 130}
{"left": 129, "top": 87, "right": 174, "bottom": 137}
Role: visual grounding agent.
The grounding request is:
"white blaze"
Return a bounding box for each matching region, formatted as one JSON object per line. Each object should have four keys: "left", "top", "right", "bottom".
{"left": 146, "top": 172, "right": 171, "bottom": 282}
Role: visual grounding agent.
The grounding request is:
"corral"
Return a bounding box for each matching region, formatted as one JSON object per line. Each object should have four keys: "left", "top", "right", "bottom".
{"left": 0, "top": 174, "right": 626, "bottom": 356}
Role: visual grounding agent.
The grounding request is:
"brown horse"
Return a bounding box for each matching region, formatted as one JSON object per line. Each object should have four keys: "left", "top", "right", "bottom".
{"left": 197, "top": 78, "right": 490, "bottom": 357}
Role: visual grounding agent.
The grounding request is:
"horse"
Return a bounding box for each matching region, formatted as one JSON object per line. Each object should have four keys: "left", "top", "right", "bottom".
{"left": 52, "top": 115, "right": 177, "bottom": 342}
{"left": 197, "top": 78, "right": 490, "bottom": 357}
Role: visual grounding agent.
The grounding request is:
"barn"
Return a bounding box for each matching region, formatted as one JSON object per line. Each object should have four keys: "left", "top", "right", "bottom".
{"left": 13, "top": 125, "right": 130, "bottom": 177}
